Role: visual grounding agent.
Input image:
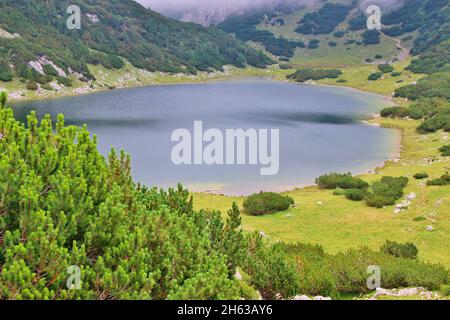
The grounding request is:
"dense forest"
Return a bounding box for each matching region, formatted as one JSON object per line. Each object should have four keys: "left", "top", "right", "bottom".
{"left": 1, "top": 0, "right": 450, "bottom": 301}
{"left": 0, "top": 0, "right": 271, "bottom": 85}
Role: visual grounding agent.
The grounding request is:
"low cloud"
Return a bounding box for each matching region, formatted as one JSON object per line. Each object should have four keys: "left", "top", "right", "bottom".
{"left": 137, "top": 0, "right": 315, "bottom": 13}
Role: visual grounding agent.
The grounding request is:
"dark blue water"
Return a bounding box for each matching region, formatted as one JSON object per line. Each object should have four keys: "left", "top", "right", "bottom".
{"left": 13, "top": 78, "right": 399, "bottom": 195}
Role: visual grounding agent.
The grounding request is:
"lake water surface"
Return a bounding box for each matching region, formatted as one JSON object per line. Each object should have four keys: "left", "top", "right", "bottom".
{"left": 13, "top": 78, "right": 399, "bottom": 195}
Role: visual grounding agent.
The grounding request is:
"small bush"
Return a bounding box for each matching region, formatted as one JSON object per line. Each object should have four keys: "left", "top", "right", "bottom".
{"left": 308, "top": 39, "right": 320, "bottom": 49}
{"left": 441, "top": 285, "right": 450, "bottom": 297}
{"left": 365, "top": 176, "right": 408, "bottom": 208}
{"left": 333, "top": 188, "right": 346, "bottom": 196}
{"left": 368, "top": 72, "right": 383, "bottom": 81}
{"left": 56, "top": 76, "right": 73, "bottom": 87}
{"left": 417, "top": 114, "right": 450, "bottom": 133}
{"left": 381, "top": 240, "right": 419, "bottom": 259}
{"left": 329, "top": 247, "right": 448, "bottom": 293}
{"left": 43, "top": 64, "right": 59, "bottom": 77}
{"left": 243, "top": 192, "right": 294, "bottom": 216}
{"left": 414, "top": 173, "right": 429, "bottom": 180}
{"left": 316, "top": 173, "right": 369, "bottom": 190}
{"left": 413, "top": 216, "right": 426, "bottom": 222}
{"left": 328, "top": 41, "right": 337, "bottom": 47}
{"left": 391, "top": 71, "right": 402, "bottom": 77}
{"left": 279, "top": 64, "right": 293, "bottom": 70}
{"left": 345, "top": 189, "right": 365, "bottom": 201}
{"left": 380, "top": 106, "right": 410, "bottom": 118}
{"left": 0, "top": 61, "right": 13, "bottom": 82}
{"left": 287, "top": 69, "right": 342, "bottom": 82}
{"left": 378, "top": 64, "right": 394, "bottom": 73}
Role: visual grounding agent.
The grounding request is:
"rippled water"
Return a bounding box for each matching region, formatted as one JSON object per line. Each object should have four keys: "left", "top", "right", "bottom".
{"left": 13, "top": 78, "right": 399, "bottom": 195}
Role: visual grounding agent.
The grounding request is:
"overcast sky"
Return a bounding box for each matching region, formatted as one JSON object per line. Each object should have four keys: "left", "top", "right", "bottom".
{"left": 137, "top": 0, "right": 312, "bottom": 12}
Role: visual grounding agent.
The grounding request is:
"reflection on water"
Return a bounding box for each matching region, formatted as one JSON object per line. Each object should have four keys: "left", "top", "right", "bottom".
{"left": 13, "top": 78, "right": 398, "bottom": 195}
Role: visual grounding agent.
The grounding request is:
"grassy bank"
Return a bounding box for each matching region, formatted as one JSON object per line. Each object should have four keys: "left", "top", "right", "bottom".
{"left": 4, "top": 54, "right": 449, "bottom": 267}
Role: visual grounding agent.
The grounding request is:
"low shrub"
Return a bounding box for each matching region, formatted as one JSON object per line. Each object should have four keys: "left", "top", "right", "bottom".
{"left": 381, "top": 240, "right": 419, "bottom": 259}
{"left": 0, "top": 61, "right": 13, "bottom": 82}
{"left": 43, "top": 64, "right": 59, "bottom": 77}
{"left": 316, "top": 173, "right": 369, "bottom": 190}
{"left": 328, "top": 247, "right": 448, "bottom": 293}
{"left": 243, "top": 235, "right": 301, "bottom": 299}
{"left": 391, "top": 71, "right": 402, "bottom": 77}
{"left": 414, "top": 173, "right": 429, "bottom": 179}
{"left": 279, "top": 64, "right": 293, "bottom": 70}
{"left": 345, "top": 189, "right": 365, "bottom": 201}
{"left": 418, "top": 114, "right": 450, "bottom": 133}
{"left": 439, "top": 145, "right": 450, "bottom": 156}
{"left": 441, "top": 285, "right": 450, "bottom": 297}
{"left": 378, "top": 63, "right": 394, "bottom": 73}
{"left": 308, "top": 39, "right": 320, "bottom": 49}
{"left": 245, "top": 239, "right": 450, "bottom": 298}
{"left": 56, "top": 76, "right": 73, "bottom": 87}
{"left": 287, "top": 68, "right": 342, "bottom": 82}
{"left": 243, "top": 192, "right": 294, "bottom": 216}
{"left": 408, "top": 98, "right": 450, "bottom": 120}
{"left": 380, "top": 106, "right": 410, "bottom": 118}
{"left": 365, "top": 176, "right": 408, "bottom": 208}
{"left": 333, "top": 188, "right": 346, "bottom": 196}
{"left": 413, "top": 216, "right": 427, "bottom": 222}
{"left": 41, "top": 84, "right": 53, "bottom": 91}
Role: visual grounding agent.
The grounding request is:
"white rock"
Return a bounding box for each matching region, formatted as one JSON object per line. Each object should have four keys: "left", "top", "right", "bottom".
{"left": 426, "top": 225, "right": 434, "bottom": 231}
{"left": 259, "top": 231, "right": 266, "bottom": 237}
{"left": 235, "top": 270, "right": 242, "bottom": 281}
{"left": 317, "top": 201, "right": 323, "bottom": 205}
